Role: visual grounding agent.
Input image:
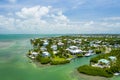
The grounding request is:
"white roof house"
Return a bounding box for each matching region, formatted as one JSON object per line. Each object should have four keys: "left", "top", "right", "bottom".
{"left": 96, "top": 41, "right": 102, "bottom": 44}
{"left": 88, "top": 50, "right": 94, "bottom": 53}
{"left": 84, "top": 50, "right": 93, "bottom": 57}
{"left": 40, "top": 46, "right": 47, "bottom": 51}
{"left": 51, "top": 45, "right": 57, "bottom": 51}
{"left": 73, "top": 39, "right": 82, "bottom": 43}
{"left": 29, "top": 52, "right": 39, "bottom": 59}
{"left": 67, "top": 46, "right": 82, "bottom": 54}
{"left": 42, "top": 51, "right": 50, "bottom": 57}
{"left": 98, "top": 59, "right": 110, "bottom": 65}
{"left": 109, "top": 56, "right": 117, "bottom": 61}
{"left": 31, "top": 52, "right": 39, "bottom": 57}
{"left": 94, "top": 59, "right": 110, "bottom": 68}
{"left": 57, "top": 42, "right": 64, "bottom": 46}
{"left": 43, "top": 40, "right": 49, "bottom": 46}
{"left": 69, "top": 46, "right": 78, "bottom": 49}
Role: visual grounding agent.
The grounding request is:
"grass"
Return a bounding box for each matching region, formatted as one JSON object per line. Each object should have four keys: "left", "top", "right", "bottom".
{"left": 50, "top": 56, "right": 70, "bottom": 65}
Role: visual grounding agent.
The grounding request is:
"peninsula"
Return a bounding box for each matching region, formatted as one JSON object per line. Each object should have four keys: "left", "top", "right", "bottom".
{"left": 27, "top": 34, "right": 120, "bottom": 77}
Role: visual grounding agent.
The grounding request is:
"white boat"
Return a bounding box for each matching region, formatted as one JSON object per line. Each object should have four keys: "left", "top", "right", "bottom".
{"left": 114, "top": 73, "right": 120, "bottom": 76}
{"left": 84, "top": 53, "right": 95, "bottom": 57}
{"left": 84, "top": 53, "right": 91, "bottom": 57}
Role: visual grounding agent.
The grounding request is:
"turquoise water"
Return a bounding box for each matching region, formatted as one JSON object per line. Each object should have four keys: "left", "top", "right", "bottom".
{"left": 0, "top": 34, "right": 120, "bottom": 80}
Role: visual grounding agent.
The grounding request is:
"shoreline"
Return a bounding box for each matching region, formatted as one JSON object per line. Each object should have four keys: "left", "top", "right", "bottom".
{"left": 70, "top": 69, "right": 111, "bottom": 80}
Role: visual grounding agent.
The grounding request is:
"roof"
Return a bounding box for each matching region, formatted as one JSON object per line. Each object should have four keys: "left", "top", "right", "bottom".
{"left": 42, "top": 52, "right": 50, "bottom": 56}
{"left": 98, "top": 59, "right": 110, "bottom": 64}
{"left": 32, "top": 52, "right": 38, "bottom": 55}
{"left": 69, "top": 46, "right": 78, "bottom": 49}
{"left": 51, "top": 45, "right": 57, "bottom": 48}
{"left": 43, "top": 40, "right": 49, "bottom": 46}
{"left": 40, "top": 46, "right": 47, "bottom": 51}
{"left": 88, "top": 50, "right": 93, "bottom": 53}
{"left": 69, "top": 49, "right": 82, "bottom": 54}
{"left": 109, "top": 56, "right": 117, "bottom": 60}
{"left": 58, "top": 42, "right": 64, "bottom": 45}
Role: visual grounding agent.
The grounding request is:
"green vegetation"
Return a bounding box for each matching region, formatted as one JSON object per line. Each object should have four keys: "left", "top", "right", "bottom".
{"left": 28, "top": 34, "right": 120, "bottom": 77}
{"left": 50, "top": 56, "right": 70, "bottom": 65}
{"left": 40, "top": 57, "right": 51, "bottom": 64}
{"left": 28, "top": 34, "right": 120, "bottom": 68}
{"left": 78, "top": 49, "right": 120, "bottom": 77}
{"left": 95, "top": 50, "right": 102, "bottom": 54}
{"left": 77, "top": 65, "right": 113, "bottom": 78}
{"left": 90, "top": 49, "right": 120, "bottom": 63}
{"left": 36, "top": 55, "right": 51, "bottom": 64}
{"left": 76, "top": 53, "right": 83, "bottom": 57}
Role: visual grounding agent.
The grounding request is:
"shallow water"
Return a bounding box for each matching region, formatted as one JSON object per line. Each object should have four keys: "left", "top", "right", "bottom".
{"left": 0, "top": 34, "right": 120, "bottom": 80}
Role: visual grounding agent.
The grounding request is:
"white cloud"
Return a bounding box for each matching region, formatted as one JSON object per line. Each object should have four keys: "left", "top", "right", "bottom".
{"left": 16, "top": 6, "right": 51, "bottom": 19}
{"left": 0, "top": 15, "right": 15, "bottom": 31}
{"left": 103, "top": 17, "right": 120, "bottom": 21}
{"left": 51, "top": 11, "right": 69, "bottom": 23}
{"left": 0, "top": 5, "right": 120, "bottom": 34}
{"left": 0, "top": 5, "right": 70, "bottom": 33}
{"left": 84, "top": 21, "right": 94, "bottom": 26}
{"left": 15, "top": 6, "right": 69, "bottom": 25}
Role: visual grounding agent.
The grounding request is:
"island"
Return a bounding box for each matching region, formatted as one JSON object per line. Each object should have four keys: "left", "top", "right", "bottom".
{"left": 27, "top": 34, "right": 120, "bottom": 77}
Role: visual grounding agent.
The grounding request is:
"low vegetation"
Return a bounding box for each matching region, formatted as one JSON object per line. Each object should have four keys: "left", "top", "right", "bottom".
{"left": 78, "top": 65, "right": 113, "bottom": 77}
{"left": 28, "top": 34, "right": 120, "bottom": 70}
{"left": 50, "top": 56, "right": 70, "bottom": 65}
{"left": 78, "top": 49, "right": 120, "bottom": 77}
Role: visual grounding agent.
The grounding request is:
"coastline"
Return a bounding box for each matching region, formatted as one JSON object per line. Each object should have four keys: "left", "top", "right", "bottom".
{"left": 71, "top": 69, "right": 111, "bottom": 80}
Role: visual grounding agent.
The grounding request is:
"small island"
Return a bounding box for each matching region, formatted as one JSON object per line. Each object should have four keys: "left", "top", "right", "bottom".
{"left": 27, "top": 34, "right": 120, "bottom": 77}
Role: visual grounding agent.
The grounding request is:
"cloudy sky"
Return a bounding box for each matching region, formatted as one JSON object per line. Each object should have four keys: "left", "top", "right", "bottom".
{"left": 0, "top": 0, "right": 120, "bottom": 34}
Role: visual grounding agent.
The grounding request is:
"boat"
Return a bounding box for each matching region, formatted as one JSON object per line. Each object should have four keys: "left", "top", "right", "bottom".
{"left": 114, "top": 73, "right": 120, "bottom": 76}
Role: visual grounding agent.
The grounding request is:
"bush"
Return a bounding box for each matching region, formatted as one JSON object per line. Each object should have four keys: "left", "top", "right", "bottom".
{"left": 50, "top": 57, "right": 70, "bottom": 65}
{"left": 40, "top": 57, "right": 51, "bottom": 64}
{"left": 51, "top": 60, "right": 70, "bottom": 65}
{"left": 76, "top": 54, "right": 83, "bottom": 57}
{"left": 36, "top": 55, "right": 51, "bottom": 64}
{"left": 77, "top": 65, "right": 113, "bottom": 78}
{"left": 96, "top": 50, "right": 102, "bottom": 54}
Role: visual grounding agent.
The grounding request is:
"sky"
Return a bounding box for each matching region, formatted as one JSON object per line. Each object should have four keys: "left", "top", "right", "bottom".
{"left": 0, "top": 0, "right": 120, "bottom": 34}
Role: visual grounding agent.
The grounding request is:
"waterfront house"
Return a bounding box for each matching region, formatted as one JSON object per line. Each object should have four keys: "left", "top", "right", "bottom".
{"left": 98, "top": 59, "right": 110, "bottom": 68}
{"left": 31, "top": 52, "right": 39, "bottom": 57}
{"left": 42, "top": 51, "right": 50, "bottom": 57}
{"left": 29, "top": 52, "right": 39, "bottom": 59}
{"left": 84, "top": 50, "right": 94, "bottom": 57}
{"left": 66, "top": 46, "right": 82, "bottom": 55}
{"left": 92, "top": 59, "right": 110, "bottom": 68}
